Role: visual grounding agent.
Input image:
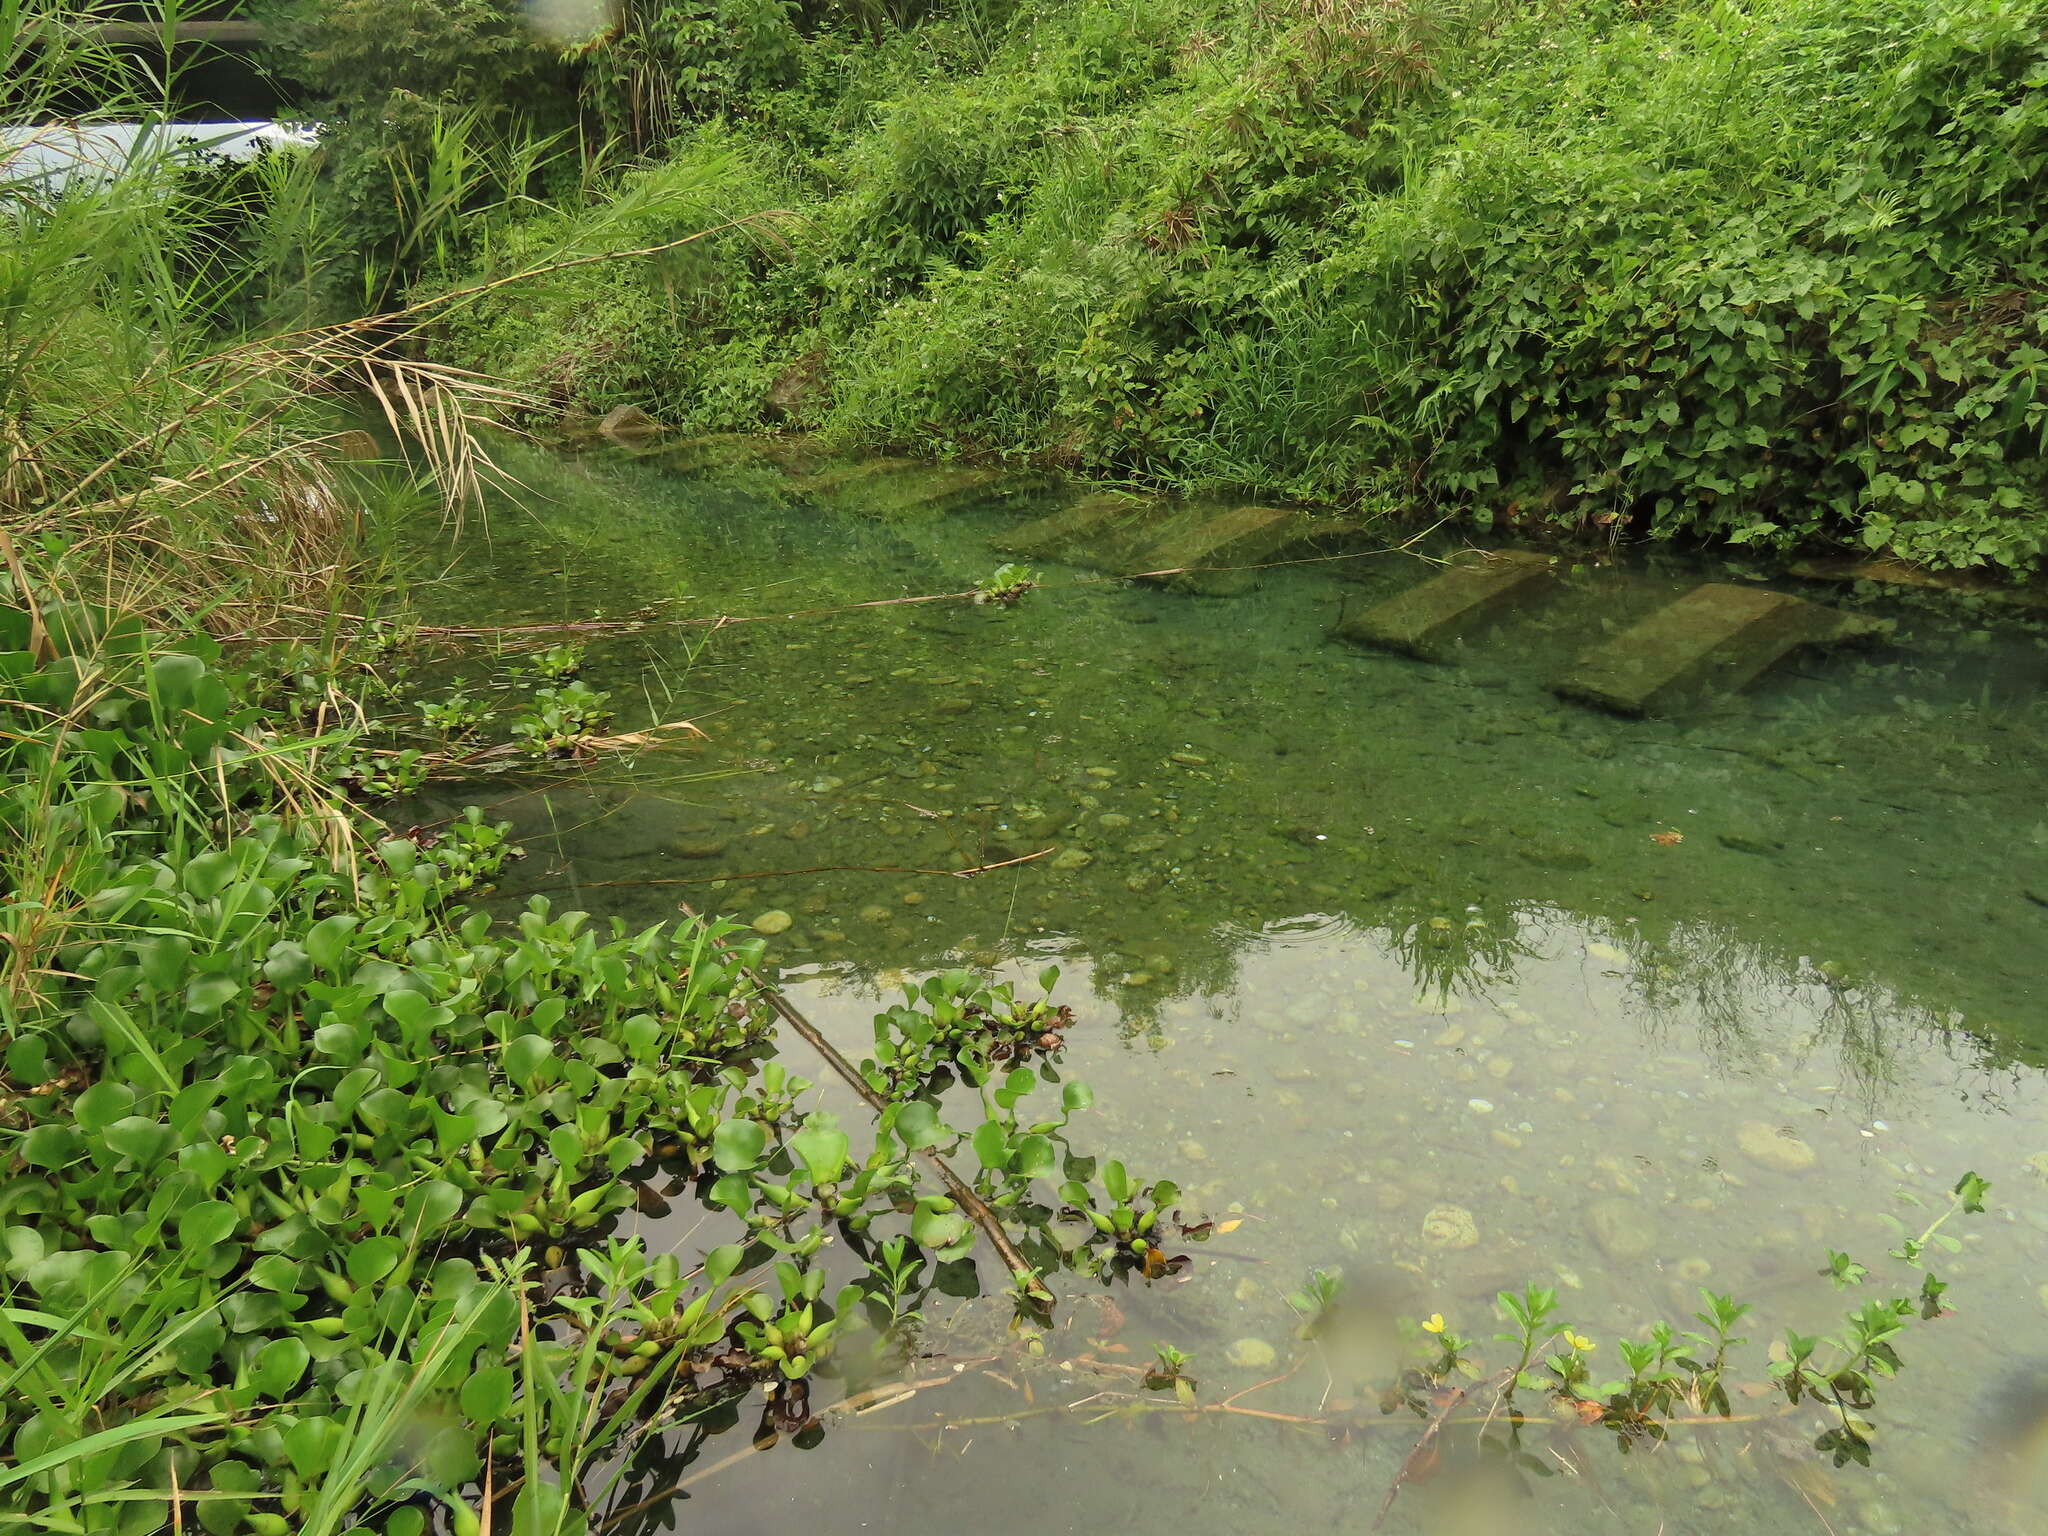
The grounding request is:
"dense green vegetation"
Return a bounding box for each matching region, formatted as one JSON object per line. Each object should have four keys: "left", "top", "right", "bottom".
{"left": 1, "top": 3, "right": 2036, "bottom": 1530}
{"left": 407, "top": 0, "right": 2048, "bottom": 573}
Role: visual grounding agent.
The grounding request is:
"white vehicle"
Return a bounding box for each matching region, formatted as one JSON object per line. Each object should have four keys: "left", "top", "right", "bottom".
{"left": 1, "top": 119, "right": 318, "bottom": 193}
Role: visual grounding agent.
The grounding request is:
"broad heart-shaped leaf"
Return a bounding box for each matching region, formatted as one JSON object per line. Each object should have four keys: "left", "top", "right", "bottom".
{"left": 261, "top": 940, "right": 313, "bottom": 990}
{"left": 712, "top": 1119, "right": 767, "bottom": 1173}
{"left": 178, "top": 1200, "right": 238, "bottom": 1250}
{"left": 304, "top": 913, "right": 359, "bottom": 973}
{"left": 514, "top": 1478, "right": 590, "bottom": 1536}
{"left": 1061, "top": 1080, "right": 1094, "bottom": 1115}
{"left": 283, "top": 1414, "right": 340, "bottom": 1479}
{"left": 102, "top": 1114, "right": 174, "bottom": 1167}
{"left": 184, "top": 973, "right": 240, "bottom": 1017}
{"left": 970, "top": 1119, "right": 1010, "bottom": 1171}
{"left": 703, "top": 1243, "right": 745, "bottom": 1288}
{"left": 911, "top": 1199, "right": 970, "bottom": 1252}
{"left": 178, "top": 848, "right": 236, "bottom": 899}
{"left": 347, "top": 1234, "right": 403, "bottom": 1287}
{"left": 502, "top": 1034, "right": 554, "bottom": 1084}
{"left": 1012, "top": 1134, "right": 1057, "bottom": 1180}
{"left": 250, "top": 1335, "right": 310, "bottom": 1399}
{"left": 459, "top": 1363, "right": 515, "bottom": 1425}
{"left": 789, "top": 1117, "right": 849, "bottom": 1187}
{"left": 74, "top": 1079, "right": 137, "bottom": 1132}
{"left": 892, "top": 1100, "right": 951, "bottom": 1150}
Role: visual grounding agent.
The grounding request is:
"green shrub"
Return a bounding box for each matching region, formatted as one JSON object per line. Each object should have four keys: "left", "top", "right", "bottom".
{"left": 433, "top": 0, "right": 2048, "bottom": 571}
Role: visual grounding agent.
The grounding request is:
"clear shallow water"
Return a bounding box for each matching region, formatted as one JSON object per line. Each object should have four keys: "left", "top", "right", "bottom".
{"left": 400, "top": 444, "right": 2048, "bottom": 1535}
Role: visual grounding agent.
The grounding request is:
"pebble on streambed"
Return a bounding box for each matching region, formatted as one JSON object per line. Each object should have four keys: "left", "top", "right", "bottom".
{"left": 1735, "top": 1119, "right": 1819, "bottom": 1174}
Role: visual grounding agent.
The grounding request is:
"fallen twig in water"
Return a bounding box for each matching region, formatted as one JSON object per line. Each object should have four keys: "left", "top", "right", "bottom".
{"left": 679, "top": 903, "right": 1057, "bottom": 1310}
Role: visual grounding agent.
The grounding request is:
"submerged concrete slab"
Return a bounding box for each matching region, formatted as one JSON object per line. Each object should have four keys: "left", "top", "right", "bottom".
{"left": 1790, "top": 555, "right": 2048, "bottom": 610}
{"left": 645, "top": 432, "right": 773, "bottom": 474}
{"left": 1552, "top": 583, "right": 1876, "bottom": 716}
{"left": 1336, "top": 549, "right": 1556, "bottom": 659}
{"left": 786, "top": 458, "right": 926, "bottom": 499}
{"left": 992, "top": 493, "right": 1156, "bottom": 559}
{"left": 875, "top": 467, "right": 1007, "bottom": 514}
{"left": 1134, "top": 505, "right": 1322, "bottom": 595}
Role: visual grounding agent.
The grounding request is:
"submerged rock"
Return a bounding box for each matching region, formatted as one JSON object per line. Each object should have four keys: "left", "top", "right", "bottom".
{"left": 1421, "top": 1205, "right": 1479, "bottom": 1250}
{"left": 1585, "top": 1197, "right": 1654, "bottom": 1261}
{"left": 750, "top": 910, "right": 793, "bottom": 935}
{"left": 668, "top": 833, "right": 729, "bottom": 860}
{"left": 1736, "top": 1120, "right": 1818, "bottom": 1174}
{"left": 1227, "top": 1337, "right": 1278, "bottom": 1370}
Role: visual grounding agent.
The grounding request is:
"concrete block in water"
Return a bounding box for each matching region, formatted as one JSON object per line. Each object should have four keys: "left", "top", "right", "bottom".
{"left": 992, "top": 493, "right": 1155, "bottom": 560}
{"left": 1136, "top": 505, "right": 1293, "bottom": 573}
{"left": 1336, "top": 549, "right": 1556, "bottom": 659}
{"left": 1551, "top": 583, "right": 1876, "bottom": 716}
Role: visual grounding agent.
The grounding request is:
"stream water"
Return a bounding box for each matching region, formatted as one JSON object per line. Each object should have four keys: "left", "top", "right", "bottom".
{"left": 398, "top": 442, "right": 2048, "bottom": 1536}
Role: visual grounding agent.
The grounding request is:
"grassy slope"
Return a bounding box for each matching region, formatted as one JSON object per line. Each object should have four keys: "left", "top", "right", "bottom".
{"left": 441, "top": 0, "right": 2048, "bottom": 572}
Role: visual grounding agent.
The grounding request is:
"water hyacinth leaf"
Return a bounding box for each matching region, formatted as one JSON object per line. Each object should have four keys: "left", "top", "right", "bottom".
{"left": 313, "top": 1021, "right": 365, "bottom": 1059}
{"left": 178, "top": 849, "right": 237, "bottom": 900}
{"left": 893, "top": 1100, "right": 949, "bottom": 1150}
{"left": 304, "top": 914, "right": 358, "bottom": 972}
{"left": 383, "top": 990, "right": 432, "bottom": 1029}
{"left": 347, "top": 1234, "right": 403, "bottom": 1287}
{"left": 513, "top": 1479, "right": 588, "bottom": 1536}
{"left": 179, "top": 1200, "right": 238, "bottom": 1250}
{"left": 2, "top": 1226, "right": 46, "bottom": 1277}
{"left": 1061, "top": 1080, "right": 1094, "bottom": 1114}
{"left": 403, "top": 1180, "right": 464, "bottom": 1238}
{"left": 712, "top": 1119, "right": 767, "bottom": 1173}
{"left": 621, "top": 1014, "right": 662, "bottom": 1062}
{"left": 250, "top": 1336, "right": 310, "bottom": 1398}
{"left": 503, "top": 1034, "right": 554, "bottom": 1083}
{"left": 790, "top": 1118, "right": 850, "bottom": 1186}
{"left": 73, "top": 1080, "right": 136, "bottom": 1132}
{"left": 971, "top": 1119, "right": 1010, "bottom": 1171}
{"left": 180, "top": 1139, "right": 231, "bottom": 1189}
{"left": 1038, "top": 965, "right": 1060, "bottom": 993}
{"left": 1013, "top": 1134, "right": 1057, "bottom": 1179}
{"left": 184, "top": 973, "right": 241, "bottom": 1016}
{"left": 911, "top": 1200, "right": 970, "bottom": 1251}
{"left": 4, "top": 1034, "right": 49, "bottom": 1086}
{"left": 282, "top": 1415, "right": 340, "bottom": 1479}
{"left": 689, "top": 1244, "right": 742, "bottom": 1293}
{"left": 459, "top": 1363, "right": 515, "bottom": 1424}
{"left": 102, "top": 1115, "right": 174, "bottom": 1167}
{"left": 547, "top": 1123, "right": 586, "bottom": 1173}
{"left": 137, "top": 934, "right": 192, "bottom": 991}
{"left": 21, "top": 1123, "right": 81, "bottom": 1169}
{"left": 1102, "top": 1160, "right": 1131, "bottom": 1204}
{"left": 261, "top": 940, "right": 314, "bottom": 989}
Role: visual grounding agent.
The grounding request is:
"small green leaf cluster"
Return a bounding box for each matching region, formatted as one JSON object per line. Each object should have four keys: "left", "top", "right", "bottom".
{"left": 1058, "top": 1158, "right": 1182, "bottom": 1274}
{"left": 733, "top": 1259, "right": 862, "bottom": 1383}
{"left": 705, "top": 1105, "right": 916, "bottom": 1249}
{"left": 862, "top": 965, "right": 1073, "bottom": 1100}
{"left": 972, "top": 564, "right": 1041, "bottom": 607}
{"left": 508, "top": 681, "right": 616, "bottom": 758}
{"left": 1387, "top": 1172, "right": 1991, "bottom": 1465}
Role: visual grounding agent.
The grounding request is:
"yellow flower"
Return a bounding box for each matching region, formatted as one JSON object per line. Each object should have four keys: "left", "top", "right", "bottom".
{"left": 1565, "top": 1331, "right": 1596, "bottom": 1351}
{"left": 1421, "top": 1314, "right": 1446, "bottom": 1334}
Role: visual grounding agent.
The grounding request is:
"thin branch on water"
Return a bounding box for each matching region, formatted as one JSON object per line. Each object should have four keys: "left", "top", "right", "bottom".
{"left": 678, "top": 902, "right": 1057, "bottom": 1310}
{"left": 498, "top": 847, "right": 1053, "bottom": 900}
